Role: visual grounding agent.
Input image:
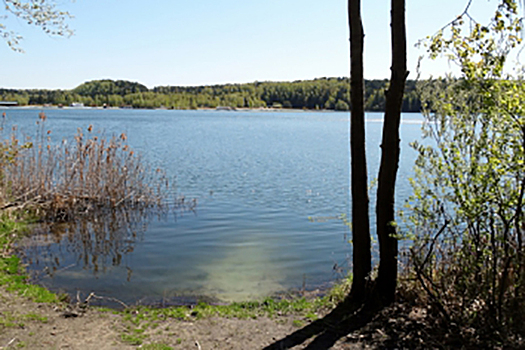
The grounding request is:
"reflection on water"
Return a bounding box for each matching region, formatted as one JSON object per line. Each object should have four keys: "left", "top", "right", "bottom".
{"left": 22, "top": 207, "right": 151, "bottom": 281}
{"left": 3, "top": 109, "right": 424, "bottom": 305}
{"left": 198, "top": 233, "right": 287, "bottom": 301}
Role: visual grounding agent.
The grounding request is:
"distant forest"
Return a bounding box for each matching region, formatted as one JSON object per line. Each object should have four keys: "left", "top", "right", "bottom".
{"left": 0, "top": 78, "right": 422, "bottom": 112}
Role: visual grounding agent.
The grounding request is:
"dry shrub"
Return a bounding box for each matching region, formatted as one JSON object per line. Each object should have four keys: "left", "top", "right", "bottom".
{"left": 402, "top": 226, "right": 525, "bottom": 348}
{"left": 0, "top": 112, "right": 184, "bottom": 220}
{"left": 0, "top": 112, "right": 194, "bottom": 275}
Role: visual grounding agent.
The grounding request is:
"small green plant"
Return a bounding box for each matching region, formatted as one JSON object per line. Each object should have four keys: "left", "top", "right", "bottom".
{"left": 0, "top": 314, "right": 19, "bottom": 328}
{"left": 132, "top": 327, "right": 146, "bottom": 334}
{"left": 23, "top": 313, "right": 48, "bottom": 323}
{"left": 322, "top": 274, "right": 352, "bottom": 308}
{"left": 292, "top": 319, "right": 305, "bottom": 328}
{"left": 305, "top": 312, "right": 318, "bottom": 321}
{"left": 0, "top": 310, "right": 47, "bottom": 330}
{"left": 120, "top": 333, "right": 147, "bottom": 346}
{"left": 141, "top": 343, "right": 173, "bottom": 350}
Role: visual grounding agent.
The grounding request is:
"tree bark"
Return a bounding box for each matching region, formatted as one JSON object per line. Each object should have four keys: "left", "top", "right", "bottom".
{"left": 375, "top": 0, "right": 408, "bottom": 305}
{"left": 348, "top": 0, "right": 371, "bottom": 300}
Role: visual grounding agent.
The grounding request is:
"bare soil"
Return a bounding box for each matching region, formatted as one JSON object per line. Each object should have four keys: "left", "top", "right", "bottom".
{"left": 0, "top": 286, "right": 366, "bottom": 350}
{"left": 5, "top": 283, "right": 516, "bottom": 349}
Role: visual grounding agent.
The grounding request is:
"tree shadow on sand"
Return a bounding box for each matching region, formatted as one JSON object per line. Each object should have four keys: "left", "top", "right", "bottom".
{"left": 264, "top": 296, "right": 380, "bottom": 350}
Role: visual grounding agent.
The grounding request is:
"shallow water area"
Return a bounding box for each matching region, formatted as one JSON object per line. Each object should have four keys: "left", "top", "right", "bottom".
{"left": 2, "top": 108, "right": 423, "bottom": 305}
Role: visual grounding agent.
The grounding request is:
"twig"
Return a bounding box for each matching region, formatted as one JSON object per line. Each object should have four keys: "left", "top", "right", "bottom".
{"left": 84, "top": 292, "right": 128, "bottom": 309}
{"left": 420, "top": 219, "right": 449, "bottom": 269}
{"left": 0, "top": 195, "right": 44, "bottom": 211}
{"left": 114, "top": 191, "right": 135, "bottom": 207}
{"left": 2, "top": 337, "right": 17, "bottom": 349}
{"left": 413, "top": 262, "right": 451, "bottom": 324}
{"left": 436, "top": 0, "right": 477, "bottom": 33}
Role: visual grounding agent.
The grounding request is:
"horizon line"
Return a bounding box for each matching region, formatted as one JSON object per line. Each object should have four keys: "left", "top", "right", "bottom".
{"left": 1, "top": 76, "right": 402, "bottom": 91}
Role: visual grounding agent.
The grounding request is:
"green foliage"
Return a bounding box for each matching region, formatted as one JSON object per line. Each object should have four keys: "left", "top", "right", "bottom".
{"left": 292, "top": 319, "right": 305, "bottom": 328}
{"left": 140, "top": 344, "right": 173, "bottom": 350}
{"left": 334, "top": 99, "right": 350, "bottom": 111}
{"left": 120, "top": 333, "right": 147, "bottom": 346}
{"left": 1, "top": 78, "right": 422, "bottom": 112}
{"left": 74, "top": 79, "right": 149, "bottom": 98}
{"left": 1, "top": 0, "right": 72, "bottom": 52}
{"left": 0, "top": 217, "right": 58, "bottom": 303}
{"left": 22, "top": 313, "right": 48, "bottom": 323}
{"left": 0, "top": 311, "right": 22, "bottom": 328}
{"left": 409, "top": 1, "right": 525, "bottom": 343}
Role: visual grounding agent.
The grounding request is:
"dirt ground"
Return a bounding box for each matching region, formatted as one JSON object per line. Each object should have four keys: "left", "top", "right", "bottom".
{"left": 5, "top": 284, "right": 520, "bottom": 349}
{"left": 0, "top": 286, "right": 369, "bottom": 350}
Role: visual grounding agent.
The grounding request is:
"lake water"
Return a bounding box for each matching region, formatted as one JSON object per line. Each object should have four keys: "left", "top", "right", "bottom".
{"left": 1, "top": 108, "right": 423, "bottom": 305}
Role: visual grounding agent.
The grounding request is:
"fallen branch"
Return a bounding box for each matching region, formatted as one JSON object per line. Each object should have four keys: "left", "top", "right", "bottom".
{"left": 2, "top": 337, "right": 17, "bottom": 349}
{"left": 84, "top": 292, "right": 129, "bottom": 309}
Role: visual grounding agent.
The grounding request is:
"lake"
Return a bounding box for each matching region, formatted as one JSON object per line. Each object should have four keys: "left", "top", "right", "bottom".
{"left": 1, "top": 108, "right": 423, "bottom": 305}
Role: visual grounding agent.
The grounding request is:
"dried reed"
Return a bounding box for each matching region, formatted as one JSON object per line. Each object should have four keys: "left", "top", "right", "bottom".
{"left": 0, "top": 112, "right": 184, "bottom": 221}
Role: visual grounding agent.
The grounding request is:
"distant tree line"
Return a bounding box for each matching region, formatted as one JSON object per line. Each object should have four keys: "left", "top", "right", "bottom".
{"left": 0, "top": 78, "right": 422, "bottom": 112}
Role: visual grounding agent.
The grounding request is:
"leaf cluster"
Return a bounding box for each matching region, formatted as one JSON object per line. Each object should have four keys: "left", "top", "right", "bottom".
{"left": 406, "top": 1, "right": 525, "bottom": 345}
{"left": 1, "top": 0, "right": 73, "bottom": 52}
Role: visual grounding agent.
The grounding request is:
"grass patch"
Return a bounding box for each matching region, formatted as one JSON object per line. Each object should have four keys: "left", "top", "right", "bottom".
{"left": 120, "top": 333, "right": 148, "bottom": 346}
{"left": 0, "top": 310, "right": 48, "bottom": 330}
{"left": 141, "top": 343, "right": 173, "bottom": 350}
{"left": 116, "top": 275, "right": 353, "bottom": 333}
{"left": 305, "top": 312, "right": 319, "bottom": 321}
{"left": 292, "top": 319, "right": 305, "bottom": 328}
{"left": 0, "top": 216, "right": 58, "bottom": 303}
{"left": 23, "top": 312, "right": 48, "bottom": 323}
{"left": 0, "top": 312, "right": 21, "bottom": 328}
{"left": 112, "top": 285, "right": 360, "bottom": 349}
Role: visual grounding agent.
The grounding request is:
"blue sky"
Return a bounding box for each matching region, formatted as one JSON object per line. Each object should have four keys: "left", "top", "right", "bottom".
{"left": 0, "top": 0, "right": 499, "bottom": 89}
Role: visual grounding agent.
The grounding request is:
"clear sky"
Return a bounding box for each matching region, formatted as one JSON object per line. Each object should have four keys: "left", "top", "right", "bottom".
{"left": 0, "top": 0, "right": 499, "bottom": 89}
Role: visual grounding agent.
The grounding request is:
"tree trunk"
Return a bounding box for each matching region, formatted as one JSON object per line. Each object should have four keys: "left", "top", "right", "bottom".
{"left": 348, "top": 0, "right": 371, "bottom": 300}
{"left": 375, "top": 0, "right": 407, "bottom": 305}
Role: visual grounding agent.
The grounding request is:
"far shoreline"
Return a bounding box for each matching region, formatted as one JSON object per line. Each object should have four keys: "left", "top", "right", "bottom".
{"left": 0, "top": 105, "right": 420, "bottom": 114}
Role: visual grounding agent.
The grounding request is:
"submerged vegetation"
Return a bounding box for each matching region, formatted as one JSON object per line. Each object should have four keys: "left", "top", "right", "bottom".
{"left": 0, "top": 77, "right": 422, "bottom": 112}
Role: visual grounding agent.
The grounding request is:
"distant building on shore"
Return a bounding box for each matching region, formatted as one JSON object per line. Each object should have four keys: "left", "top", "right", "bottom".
{"left": 216, "top": 106, "right": 236, "bottom": 111}
{"left": 0, "top": 101, "right": 18, "bottom": 107}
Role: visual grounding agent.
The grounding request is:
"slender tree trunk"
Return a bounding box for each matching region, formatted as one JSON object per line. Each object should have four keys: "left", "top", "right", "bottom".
{"left": 375, "top": 0, "right": 407, "bottom": 305}
{"left": 348, "top": 0, "right": 371, "bottom": 300}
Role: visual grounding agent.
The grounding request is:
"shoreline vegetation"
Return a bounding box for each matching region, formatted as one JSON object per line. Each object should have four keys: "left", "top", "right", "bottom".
{"left": 0, "top": 111, "right": 522, "bottom": 348}
{"left": 0, "top": 77, "right": 422, "bottom": 112}
{"left": 0, "top": 172, "right": 358, "bottom": 349}
{"left": 0, "top": 213, "right": 357, "bottom": 349}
